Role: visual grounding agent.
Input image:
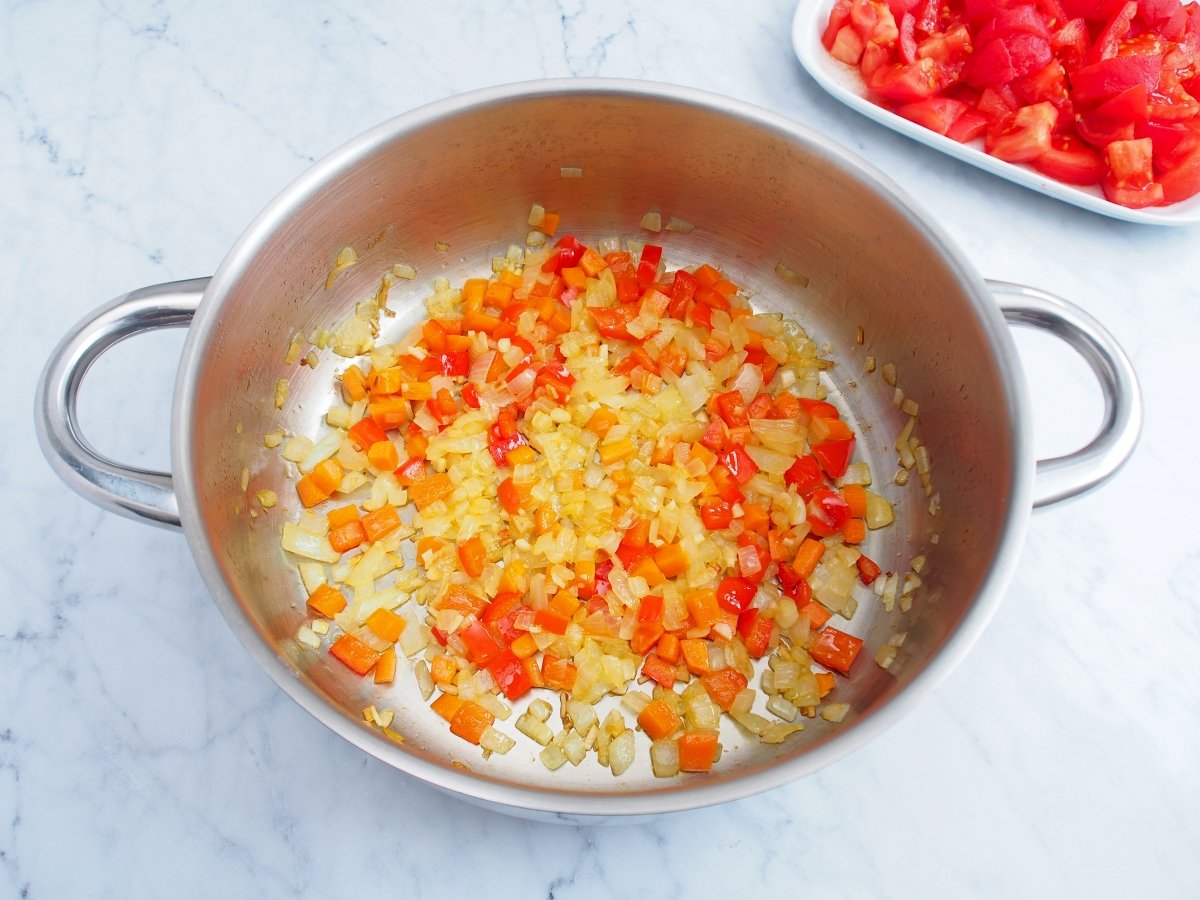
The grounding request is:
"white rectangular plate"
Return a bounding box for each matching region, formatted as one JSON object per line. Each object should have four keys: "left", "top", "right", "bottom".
{"left": 792, "top": 0, "right": 1200, "bottom": 226}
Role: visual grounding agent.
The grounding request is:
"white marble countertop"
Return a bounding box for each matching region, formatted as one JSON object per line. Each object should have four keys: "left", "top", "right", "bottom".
{"left": 5, "top": 1, "right": 1199, "bottom": 897}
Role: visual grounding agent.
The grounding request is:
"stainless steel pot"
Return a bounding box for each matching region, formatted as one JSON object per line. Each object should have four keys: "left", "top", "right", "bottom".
{"left": 36, "top": 80, "right": 1141, "bottom": 821}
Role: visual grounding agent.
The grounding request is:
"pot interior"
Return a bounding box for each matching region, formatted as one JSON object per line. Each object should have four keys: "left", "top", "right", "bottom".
{"left": 179, "top": 83, "right": 1026, "bottom": 812}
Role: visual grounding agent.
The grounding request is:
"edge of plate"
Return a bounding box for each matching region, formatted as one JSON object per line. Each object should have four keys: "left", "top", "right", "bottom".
{"left": 791, "top": 0, "right": 1200, "bottom": 226}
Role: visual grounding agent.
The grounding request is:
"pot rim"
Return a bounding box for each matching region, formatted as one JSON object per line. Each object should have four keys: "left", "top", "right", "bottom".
{"left": 171, "top": 77, "right": 1033, "bottom": 817}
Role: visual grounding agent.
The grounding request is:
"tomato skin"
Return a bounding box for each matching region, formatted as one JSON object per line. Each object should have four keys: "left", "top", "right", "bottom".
{"left": 1070, "top": 54, "right": 1163, "bottom": 105}
{"left": 896, "top": 96, "right": 969, "bottom": 133}
{"left": 1031, "top": 137, "right": 1105, "bottom": 182}
{"left": 1160, "top": 141, "right": 1200, "bottom": 201}
{"left": 1101, "top": 175, "right": 1165, "bottom": 205}
{"left": 966, "top": 33, "right": 1053, "bottom": 88}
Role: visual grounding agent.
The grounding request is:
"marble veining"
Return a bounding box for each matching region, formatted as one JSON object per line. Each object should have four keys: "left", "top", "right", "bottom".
{"left": 3, "top": 1, "right": 1198, "bottom": 897}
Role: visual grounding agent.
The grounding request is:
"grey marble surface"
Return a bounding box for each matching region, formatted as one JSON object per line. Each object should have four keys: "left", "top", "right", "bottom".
{"left": 4, "top": 1, "right": 1198, "bottom": 897}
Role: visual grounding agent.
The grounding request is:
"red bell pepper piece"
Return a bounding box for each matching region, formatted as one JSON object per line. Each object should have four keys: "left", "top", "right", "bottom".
{"left": 699, "top": 497, "right": 734, "bottom": 530}
{"left": 461, "top": 620, "right": 503, "bottom": 666}
{"left": 718, "top": 447, "right": 759, "bottom": 484}
{"left": 487, "top": 649, "right": 533, "bottom": 700}
{"left": 784, "top": 454, "right": 825, "bottom": 498}
{"left": 812, "top": 437, "right": 856, "bottom": 478}
{"left": 716, "top": 576, "right": 757, "bottom": 614}
{"left": 636, "top": 243, "right": 662, "bottom": 285}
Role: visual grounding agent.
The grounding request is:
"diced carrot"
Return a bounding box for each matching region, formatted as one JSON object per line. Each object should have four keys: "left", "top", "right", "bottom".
{"left": 497, "top": 269, "right": 523, "bottom": 288}
{"left": 793, "top": 537, "right": 826, "bottom": 578}
{"left": 842, "top": 484, "right": 868, "bottom": 517}
{"left": 534, "top": 507, "right": 555, "bottom": 536}
{"left": 540, "top": 211, "right": 560, "bottom": 235}
{"left": 631, "top": 620, "right": 666, "bottom": 655}
{"left": 497, "top": 559, "right": 526, "bottom": 595}
{"left": 497, "top": 476, "right": 524, "bottom": 514}
{"left": 741, "top": 503, "right": 770, "bottom": 535}
{"left": 638, "top": 699, "right": 683, "bottom": 740}
{"left": 400, "top": 381, "right": 433, "bottom": 401}
{"left": 700, "top": 667, "right": 749, "bottom": 711}
{"left": 342, "top": 364, "right": 368, "bottom": 401}
{"left": 348, "top": 418, "right": 388, "bottom": 451}
{"left": 328, "top": 520, "right": 366, "bottom": 553}
{"left": 506, "top": 445, "right": 537, "bottom": 466}
{"left": 461, "top": 278, "right": 488, "bottom": 307}
{"left": 367, "top": 440, "right": 400, "bottom": 471}
{"left": 641, "top": 653, "right": 678, "bottom": 688}
{"left": 435, "top": 585, "right": 487, "bottom": 615}
{"left": 449, "top": 701, "right": 495, "bottom": 744}
{"left": 656, "top": 632, "right": 681, "bottom": 665}
{"left": 310, "top": 459, "right": 344, "bottom": 496}
{"left": 630, "top": 556, "right": 666, "bottom": 587}
{"left": 368, "top": 396, "right": 408, "bottom": 429}
{"left": 373, "top": 646, "right": 397, "bottom": 684}
{"left": 800, "top": 600, "right": 832, "bottom": 629}
{"left": 457, "top": 536, "right": 487, "bottom": 578}
{"left": 408, "top": 473, "right": 454, "bottom": 511}
{"left": 296, "top": 475, "right": 329, "bottom": 508}
{"left": 534, "top": 608, "right": 570, "bottom": 635}
{"left": 371, "top": 366, "right": 403, "bottom": 396}
{"left": 307, "top": 583, "right": 347, "bottom": 618}
{"left": 678, "top": 732, "right": 719, "bottom": 773}
{"left": 842, "top": 517, "right": 866, "bottom": 544}
{"left": 416, "top": 536, "right": 445, "bottom": 563}
{"left": 653, "top": 543, "right": 689, "bottom": 578}
{"left": 810, "top": 627, "right": 864, "bottom": 676}
{"left": 816, "top": 671, "right": 836, "bottom": 698}
{"left": 685, "top": 590, "right": 720, "bottom": 630}
{"left": 549, "top": 590, "right": 581, "bottom": 619}
{"left": 541, "top": 655, "right": 577, "bottom": 692}
{"left": 430, "top": 654, "right": 459, "bottom": 685}
{"left": 586, "top": 407, "right": 620, "bottom": 438}
{"left": 579, "top": 247, "right": 606, "bottom": 277}
{"left": 365, "top": 608, "right": 406, "bottom": 644}
{"left": 561, "top": 266, "right": 588, "bottom": 290}
{"left": 406, "top": 430, "right": 429, "bottom": 459}
{"left": 361, "top": 505, "right": 401, "bottom": 542}
{"left": 327, "top": 504, "right": 360, "bottom": 529}
{"left": 680, "top": 638, "right": 712, "bottom": 676}
{"left": 510, "top": 632, "right": 539, "bottom": 659}
{"left": 484, "top": 280, "right": 514, "bottom": 307}
{"left": 693, "top": 263, "right": 721, "bottom": 286}
{"left": 599, "top": 438, "right": 636, "bottom": 466}
{"left": 431, "top": 692, "right": 465, "bottom": 722}
{"left": 329, "top": 634, "right": 382, "bottom": 676}
{"left": 463, "top": 310, "right": 502, "bottom": 334}
{"left": 522, "top": 655, "right": 545, "bottom": 689}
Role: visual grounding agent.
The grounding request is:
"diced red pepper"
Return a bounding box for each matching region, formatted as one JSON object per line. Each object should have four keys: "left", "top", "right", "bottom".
{"left": 785, "top": 454, "right": 825, "bottom": 498}
{"left": 716, "top": 576, "right": 757, "bottom": 614}
{"left": 718, "top": 447, "right": 759, "bottom": 484}
{"left": 699, "top": 496, "right": 734, "bottom": 530}
{"left": 636, "top": 244, "right": 663, "bottom": 284}
{"left": 487, "top": 650, "right": 533, "bottom": 700}
{"left": 461, "top": 620, "right": 503, "bottom": 666}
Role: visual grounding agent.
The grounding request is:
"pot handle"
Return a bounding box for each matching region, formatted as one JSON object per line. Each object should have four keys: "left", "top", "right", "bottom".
{"left": 35, "top": 278, "right": 209, "bottom": 530}
{"left": 987, "top": 280, "right": 1142, "bottom": 509}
